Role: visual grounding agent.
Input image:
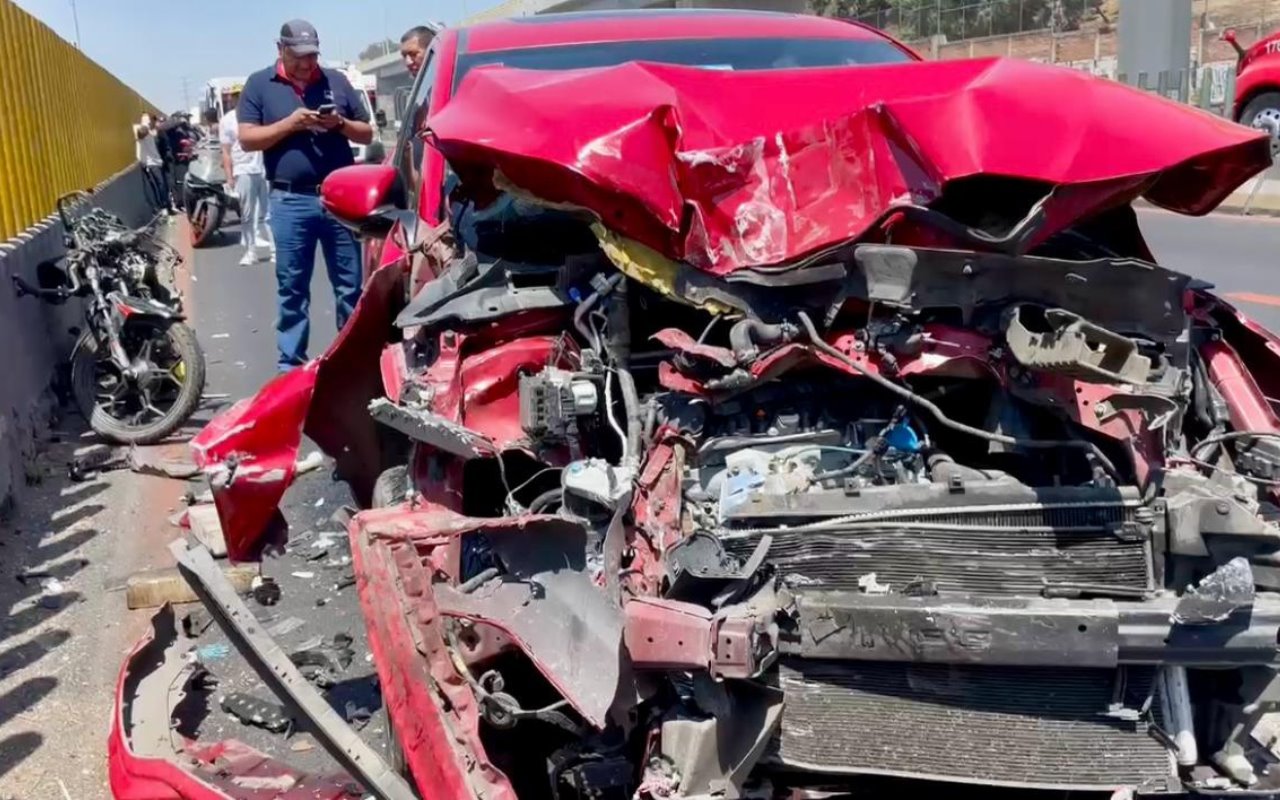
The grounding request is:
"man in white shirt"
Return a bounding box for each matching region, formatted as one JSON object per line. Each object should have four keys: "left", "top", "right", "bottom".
{"left": 134, "top": 114, "right": 170, "bottom": 214}
{"left": 219, "top": 90, "right": 273, "bottom": 266}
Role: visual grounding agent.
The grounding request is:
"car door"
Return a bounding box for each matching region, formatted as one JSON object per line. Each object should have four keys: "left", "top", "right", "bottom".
{"left": 361, "top": 37, "right": 448, "bottom": 285}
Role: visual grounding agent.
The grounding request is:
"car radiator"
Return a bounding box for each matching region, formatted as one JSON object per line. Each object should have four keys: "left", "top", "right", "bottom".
{"left": 720, "top": 484, "right": 1152, "bottom": 595}
{"left": 770, "top": 660, "right": 1177, "bottom": 791}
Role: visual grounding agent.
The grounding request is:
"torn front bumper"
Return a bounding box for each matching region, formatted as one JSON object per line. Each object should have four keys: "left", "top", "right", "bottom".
{"left": 109, "top": 605, "right": 366, "bottom": 800}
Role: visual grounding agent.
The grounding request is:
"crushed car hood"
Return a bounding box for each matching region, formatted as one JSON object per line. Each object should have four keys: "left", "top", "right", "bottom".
{"left": 428, "top": 58, "right": 1271, "bottom": 274}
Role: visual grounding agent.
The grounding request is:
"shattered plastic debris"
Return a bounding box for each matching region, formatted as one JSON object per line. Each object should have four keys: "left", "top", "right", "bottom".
{"left": 127, "top": 447, "right": 201, "bottom": 479}
{"left": 211, "top": 333, "right": 230, "bottom": 339}
{"left": 289, "top": 633, "right": 355, "bottom": 688}
{"left": 251, "top": 575, "right": 281, "bottom": 606}
{"left": 1173, "top": 557, "right": 1255, "bottom": 625}
{"left": 857, "top": 573, "right": 890, "bottom": 596}
{"left": 197, "top": 643, "right": 231, "bottom": 661}
{"left": 182, "top": 609, "right": 214, "bottom": 638}
{"left": 290, "top": 571, "right": 316, "bottom": 579}
{"left": 268, "top": 616, "right": 306, "bottom": 637}
{"left": 295, "top": 451, "right": 325, "bottom": 476}
{"left": 342, "top": 701, "right": 373, "bottom": 731}
{"left": 220, "top": 692, "right": 292, "bottom": 733}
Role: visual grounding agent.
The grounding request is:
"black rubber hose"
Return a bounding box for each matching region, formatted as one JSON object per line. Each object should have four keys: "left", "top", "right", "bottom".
{"left": 796, "top": 311, "right": 1122, "bottom": 482}
{"left": 572, "top": 272, "right": 623, "bottom": 351}
{"left": 729, "top": 319, "right": 794, "bottom": 360}
{"left": 616, "top": 367, "right": 642, "bottom": 463}
{"left": 528, "top": 489, "right": 562, "bottom": 514}
{"left": 1191, "top": 430, "right": 1280, "bottom": 461}
{"left": 810, "top": 450, "right": 877, "bottom": 484}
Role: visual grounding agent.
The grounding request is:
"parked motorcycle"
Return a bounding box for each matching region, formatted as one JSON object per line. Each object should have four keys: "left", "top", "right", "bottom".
{"left": 13, "top": 191, "right": 206, "bottom": 444}
{"left": 183, "top": 140, "right": 239, "bottom": 248}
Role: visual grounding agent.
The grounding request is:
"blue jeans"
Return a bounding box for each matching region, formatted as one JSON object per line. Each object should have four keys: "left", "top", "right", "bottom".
{"left": 269, "top": 190, "right": 362, "bottom": 371}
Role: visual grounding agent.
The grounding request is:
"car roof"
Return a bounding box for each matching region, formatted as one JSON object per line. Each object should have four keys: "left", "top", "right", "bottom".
{"left": 461, "top": 9, "right": 892, "bottom": 55}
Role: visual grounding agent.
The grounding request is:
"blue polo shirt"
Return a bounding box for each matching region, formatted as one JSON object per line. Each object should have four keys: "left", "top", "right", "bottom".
{"left": 237, "top": 63, "right": 370, "bottom": 189}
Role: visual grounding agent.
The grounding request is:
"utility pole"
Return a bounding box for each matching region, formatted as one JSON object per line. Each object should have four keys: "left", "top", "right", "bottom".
{"left": 180, "top": 77, "right": 192, "bottom": 112}
{"left": 69, "top": 0, "right": 81, "bottom": 48}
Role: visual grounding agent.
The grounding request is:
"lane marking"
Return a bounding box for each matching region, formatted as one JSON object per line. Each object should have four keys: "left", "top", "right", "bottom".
{"left": 1224, "top": 292, "right": 1280, "bottom": 308}
{"left": 1138, "top": 206, "right": 1280, "bottom": 224}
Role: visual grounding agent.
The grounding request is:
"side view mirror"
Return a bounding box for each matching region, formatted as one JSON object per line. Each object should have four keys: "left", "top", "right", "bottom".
{"left": 375, "top": 109, "right": 388, "bottom": 129}
{"left": 321, "top": 164, "right": 406, "bottom": 237}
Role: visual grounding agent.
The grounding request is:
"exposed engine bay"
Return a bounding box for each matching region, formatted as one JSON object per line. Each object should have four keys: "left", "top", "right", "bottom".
{"left": 326, "top": 208, "right": 1280, "bottom": 799}
{"left": 126, "top": 53, "right": 1280, "bottom": 800}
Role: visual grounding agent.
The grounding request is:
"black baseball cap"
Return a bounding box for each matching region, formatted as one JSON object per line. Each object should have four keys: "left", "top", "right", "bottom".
{"left": 279, "top": 19, "right": 320, "bottom": 55}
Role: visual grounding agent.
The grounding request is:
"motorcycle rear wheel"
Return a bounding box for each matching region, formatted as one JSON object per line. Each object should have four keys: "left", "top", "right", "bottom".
{"left": 71, "top": 320, "right": 206, "bottom": 445}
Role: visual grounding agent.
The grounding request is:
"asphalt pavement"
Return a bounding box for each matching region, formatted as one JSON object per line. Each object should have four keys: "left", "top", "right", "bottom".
{"left": 1139, "top": 207, "right": 1280, "bottom": 331}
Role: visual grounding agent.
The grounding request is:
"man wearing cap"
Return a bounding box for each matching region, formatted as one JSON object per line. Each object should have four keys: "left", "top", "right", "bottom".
{"left": 237, "top": 19, "right": 374, "bottom": 372}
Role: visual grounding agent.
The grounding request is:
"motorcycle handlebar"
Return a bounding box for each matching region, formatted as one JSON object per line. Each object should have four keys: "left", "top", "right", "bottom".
{"left": 12, "top": 275, "right": 71, "bottom": 301}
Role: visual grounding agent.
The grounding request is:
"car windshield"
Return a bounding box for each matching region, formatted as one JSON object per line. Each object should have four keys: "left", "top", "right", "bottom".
{"left": 453, "top": 36, "right": 912, "bottom": 85}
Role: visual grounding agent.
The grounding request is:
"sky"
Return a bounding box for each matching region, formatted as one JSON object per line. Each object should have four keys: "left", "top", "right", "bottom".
{"left": 13, "top": 0, "right": 467, "bottom": 111}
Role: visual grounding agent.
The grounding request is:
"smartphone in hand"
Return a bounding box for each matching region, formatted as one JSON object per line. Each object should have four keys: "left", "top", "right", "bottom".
{"left": 316, "top": 103, "right": 337, "bottom": 117}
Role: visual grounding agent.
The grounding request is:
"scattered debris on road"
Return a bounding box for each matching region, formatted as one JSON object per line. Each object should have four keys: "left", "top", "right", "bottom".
{"left": 125, "top": 563, "right": 257, "bottom": 609}
{"left": 220, "top": 693, "right": 292, "bottom": 733}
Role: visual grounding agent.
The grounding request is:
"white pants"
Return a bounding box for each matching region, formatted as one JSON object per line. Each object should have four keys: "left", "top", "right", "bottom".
{"left": 234, "top": 173, "right": 271, "bottom": 251}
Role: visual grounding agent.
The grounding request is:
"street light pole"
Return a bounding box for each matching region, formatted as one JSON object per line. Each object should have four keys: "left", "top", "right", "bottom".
{"left": 69, "top": 0, "right": 81, "bottom": 48}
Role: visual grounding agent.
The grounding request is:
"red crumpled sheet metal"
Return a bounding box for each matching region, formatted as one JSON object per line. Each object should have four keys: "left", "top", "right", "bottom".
{"left": 190, "top": 263, "right": 404, "bottom": 561}
{"left": 428, "top": 58, "right": 1272, "bottom": 275}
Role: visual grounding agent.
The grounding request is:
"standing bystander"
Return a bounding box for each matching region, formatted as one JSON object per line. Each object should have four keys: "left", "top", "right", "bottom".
{"left": 399, "top": 25, "right": 435, "bottom": 78}
{"left": 219, "top": 89, "right": 273, "bottom": 266}
{"left": 134, "top": 114, "right": 169, "bottom": 214}
{"left": 163, "top": 111, "right": 199, "bottom": 211}
{"left": 237, "top": 19, "right": 374, "bottom": 371}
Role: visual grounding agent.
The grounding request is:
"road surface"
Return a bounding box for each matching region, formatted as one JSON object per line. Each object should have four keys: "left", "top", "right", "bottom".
{"left": 1140, "top": 208, "right": 1280, "bottom": 331}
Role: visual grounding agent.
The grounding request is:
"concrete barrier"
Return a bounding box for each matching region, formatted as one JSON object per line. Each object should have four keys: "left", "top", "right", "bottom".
{"left": 0, "top": 163, "right": 154, "bottom": 512}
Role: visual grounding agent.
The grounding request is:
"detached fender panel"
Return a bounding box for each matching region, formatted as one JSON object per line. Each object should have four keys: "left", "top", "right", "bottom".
{"left": 189, "top": 262, "right": 405, "bottom": 561}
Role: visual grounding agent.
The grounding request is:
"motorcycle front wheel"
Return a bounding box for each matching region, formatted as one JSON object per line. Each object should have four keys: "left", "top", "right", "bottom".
{"left": 71, "top": 320, "right": 206, "bottom": 445}
{"left": 188, "top": 196, "right": 225, "bottom": 249}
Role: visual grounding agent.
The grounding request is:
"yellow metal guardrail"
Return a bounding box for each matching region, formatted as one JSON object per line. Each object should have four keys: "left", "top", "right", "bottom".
{"left": 0, "top": 0, "right": 154, "bottom": 241}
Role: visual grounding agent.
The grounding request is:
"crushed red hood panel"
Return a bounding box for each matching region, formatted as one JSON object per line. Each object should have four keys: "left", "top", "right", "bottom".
{"left": 428, "top": 58, "right": 1271, "bottom": 274}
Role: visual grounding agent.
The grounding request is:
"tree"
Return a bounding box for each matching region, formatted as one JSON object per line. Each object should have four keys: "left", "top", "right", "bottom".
{"left": 810, "top": 0, "right": 1096, "bottom": 41}
{"left": 358, "top": 39, "right": 396, "bottom": 62}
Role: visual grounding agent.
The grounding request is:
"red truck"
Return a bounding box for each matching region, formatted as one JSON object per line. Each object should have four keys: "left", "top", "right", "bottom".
{"left": 112, "top": 8, "right": 1280, "bottom": 800}
{"left": 1225, "top": 27, "right": 1280, "bottom": 146}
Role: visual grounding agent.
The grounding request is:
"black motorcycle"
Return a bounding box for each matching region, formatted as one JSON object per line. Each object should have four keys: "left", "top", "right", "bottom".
{"left": 13, "top": 191, "right": 206, "bottom": 444}
{"left": 184, "top": 140, "right": 239, "bottom": 248}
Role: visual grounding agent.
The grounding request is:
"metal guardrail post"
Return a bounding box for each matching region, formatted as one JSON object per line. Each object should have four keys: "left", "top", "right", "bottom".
{"left": 1197, "top": 66, "right": 1213, "bottom": 111}
{"left": 1241, "top": 120, "right": 1279, "bottom": 216}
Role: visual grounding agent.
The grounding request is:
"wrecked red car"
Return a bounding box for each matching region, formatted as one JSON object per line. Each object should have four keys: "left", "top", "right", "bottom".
{"left": 113, "top": 8, "right": 1280, "bottom": 800}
